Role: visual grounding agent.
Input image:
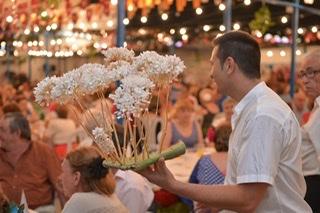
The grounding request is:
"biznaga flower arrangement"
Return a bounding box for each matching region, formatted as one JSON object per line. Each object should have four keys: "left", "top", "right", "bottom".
{"left": 34, "top": 48, "right": 186, "bottom": 171}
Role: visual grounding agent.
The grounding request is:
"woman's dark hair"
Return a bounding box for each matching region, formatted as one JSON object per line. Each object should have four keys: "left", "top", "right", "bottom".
{"left": 66, "top": 146, "right": 115, "bottom": 196}
{"left": 2, "top": 102, "right": 22, "bottom": 114}
{"left": 212, "top": 31, "right": 261, "bottom": 79}
{"left": 214, "top": 123, "right": 232, "bottom": 152}
{"left": 56, "top": 105, "right": 68, "bottom": 118}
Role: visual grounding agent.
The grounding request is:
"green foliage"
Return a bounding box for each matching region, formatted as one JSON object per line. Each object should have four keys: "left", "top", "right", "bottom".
{"left": 249, "top": 5, "right": 275, "bottom": 34}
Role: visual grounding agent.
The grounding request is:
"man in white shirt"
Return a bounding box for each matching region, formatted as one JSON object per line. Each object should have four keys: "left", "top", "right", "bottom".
{"left": 113, "top": 169, "right": 154, "bottom": 213}
{"left": 299, "top": 49, "right": 320, "bottom": 212}
{"left": 139, "top": 31, "right": 311, "bottom": 212}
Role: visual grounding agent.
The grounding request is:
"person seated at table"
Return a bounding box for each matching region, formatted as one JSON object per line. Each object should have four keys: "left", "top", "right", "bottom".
{"left": 188, "top": 123, "right": 232, "bottom": 212}
{"left": 76, "top": 109, "right": 154, "bottom": 213}
{"left": 44, "top": 105, "right": 77, "bottom": 159}
{"left": 60, "top": 146, "right": 128, "bottom": 213}
{"left": 0, "top": 112, "right": 64, "bottom": 211}
{"left": 206, "top": 97, "right": 236, "bottom": 144}
{"left": 162, "top": 98, "right": 204, "bottom": 150}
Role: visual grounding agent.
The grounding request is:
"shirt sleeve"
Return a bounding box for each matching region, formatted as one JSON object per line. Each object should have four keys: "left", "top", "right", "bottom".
{"left": 304, "top": 108, "right": 320, "bottom": 156}
{"left": 236, "top": 115, "right": 284, "bottom": 185}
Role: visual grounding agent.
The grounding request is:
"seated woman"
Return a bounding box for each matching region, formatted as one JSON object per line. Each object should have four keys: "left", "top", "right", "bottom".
{"left": 60, "top": 146, "right": 128, "bottom": 213}
{"left": 162, "top": 98, "right": 204, "bottom": 150}
{"left": 44, "top": 105, "right": 77, "bottom": 159}
{"left": 188, "top": 123, "right": 232, "bottom": 212}
{"left": 207, "top": 97, "right": 236, "bottom": 144}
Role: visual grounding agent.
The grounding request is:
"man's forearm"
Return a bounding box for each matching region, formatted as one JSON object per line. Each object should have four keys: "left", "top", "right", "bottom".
{"left": 168, "top": 180, "right": 267, "bottom": 212}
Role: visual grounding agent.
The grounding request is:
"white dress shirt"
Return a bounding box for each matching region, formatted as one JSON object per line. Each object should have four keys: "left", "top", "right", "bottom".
{"left": 115, "top": 170, "right": 154, "bottom": 213}
{"left": 223, "top": 82, "right": 311, "bottom": 212}
{"left": 301, "top": 96, "right": 320, "bottom": 176}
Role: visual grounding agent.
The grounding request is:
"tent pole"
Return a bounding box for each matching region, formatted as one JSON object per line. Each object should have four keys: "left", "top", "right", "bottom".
{"left": 117, "top": 0, "right": 126, "bottom": 47}
{"left": 290, "top": 0, "right": 300, "bottom": 98}
{"left": 224, "top": 0, "right": 232, "bottom": 32}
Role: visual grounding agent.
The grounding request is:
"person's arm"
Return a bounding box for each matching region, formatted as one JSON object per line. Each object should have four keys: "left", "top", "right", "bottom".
{"left": 140, "top": 159, "right": 268, "bottom": 212}
{"left": 195, "top": 121, "right": 204, "bottom": 147}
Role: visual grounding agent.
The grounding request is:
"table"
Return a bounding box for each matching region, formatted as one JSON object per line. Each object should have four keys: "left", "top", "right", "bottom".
{"left": 166, "top": 148, "right": 215, "bottom": 183}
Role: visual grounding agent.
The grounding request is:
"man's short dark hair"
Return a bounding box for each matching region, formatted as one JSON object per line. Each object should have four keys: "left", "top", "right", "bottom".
{"left": 213, "top": 31, "right": 261, "bottom": 79}
{"left": 4, "top": 113, "right": 31, "bottom": 141}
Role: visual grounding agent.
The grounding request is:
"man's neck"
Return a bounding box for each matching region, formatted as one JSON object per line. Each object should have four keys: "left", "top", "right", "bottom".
{"left": 5, "top": 140, "right": 30, "bottom": 164}
{"left": 229, "top": 78, "right": 261, "bottom": 102}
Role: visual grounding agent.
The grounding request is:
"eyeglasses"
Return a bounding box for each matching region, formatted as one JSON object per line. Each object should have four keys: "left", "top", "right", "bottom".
{"left": 298, "top": 69, "right": 320, "bottom": 79}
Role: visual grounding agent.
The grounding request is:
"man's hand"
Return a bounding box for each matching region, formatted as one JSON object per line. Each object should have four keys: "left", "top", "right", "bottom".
{"left": 138, "top": 158, "right": 176, "bottom": 189}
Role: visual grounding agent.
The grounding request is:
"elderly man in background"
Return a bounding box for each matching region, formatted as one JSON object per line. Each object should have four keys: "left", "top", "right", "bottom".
{"left": 299, "top": 49, "right": 320, "bottom": 212}
{"left": 0, "top": 112, "right": 63, "bottom": 212}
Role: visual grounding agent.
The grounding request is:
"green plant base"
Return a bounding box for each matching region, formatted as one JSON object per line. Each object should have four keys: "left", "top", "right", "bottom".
{"left": 102, "top": 141, "right": 186, "bottom": 171}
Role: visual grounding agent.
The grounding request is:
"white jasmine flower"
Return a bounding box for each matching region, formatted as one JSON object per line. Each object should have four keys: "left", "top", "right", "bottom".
{"left": 102, "top": 47, "right": 135, "bottom": 67}
{"left": 50, "top": 68, "right": 81, "bottom": 103}
{"left": 33, "top": 76, "right": 58, "bottom": 104}
{"left": 110, "top": 61, "right": 136, "bottom": 81}
{"left": 164, "top": 54, "right": 186, "bottom": 77}
{"left": 92, "top": 127, "right": 116, "bottom": 153}
{"left": 134, "top": 51, "right": 185, "bottom": 85}
{"left": 77, "top": 63, "right": 113, "bottom": 94}
{"left": 109, "top": 74, "right": 154, "bottom": 118}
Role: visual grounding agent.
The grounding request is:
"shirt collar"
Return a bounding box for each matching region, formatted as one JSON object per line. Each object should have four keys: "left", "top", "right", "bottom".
{"left": 314, "top": 96, "right": 320, "bottom": 108}
{"left": 231, "top": 81, "right": 266, "bottom": 129}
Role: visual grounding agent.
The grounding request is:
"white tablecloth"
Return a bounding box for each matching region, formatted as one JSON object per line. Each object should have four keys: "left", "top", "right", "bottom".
{"left": 166, "top": 148, "right": 215, "bottom": 183}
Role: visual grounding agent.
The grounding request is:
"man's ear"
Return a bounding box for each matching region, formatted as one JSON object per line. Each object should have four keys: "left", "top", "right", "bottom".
{"left": 13, "top": 129, "right": 22, "bottom": 139}
{"left": 73, "top": 171, "right": 81, "bottom": 186}
{"left": 224, "top": 57, "right": 236, "bottom": 75}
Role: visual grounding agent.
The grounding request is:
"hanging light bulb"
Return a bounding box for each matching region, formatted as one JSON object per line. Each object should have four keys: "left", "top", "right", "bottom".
{"left": 195, "top": 8, "right": 203, "bottom": 15}
{"left": 123, "top": 18, "right": 129, "bottom": 25}
{"left": 161, "top": 13, "right": 168, "bottom": 21}
{"left": 141, "top": 16, "right": 148, "bottom": 23}
{"left": 233, "top": 23, "right": 240, "bottom": 30}
{"left": 311, "top": 26, "right": 317, "bottom": 33}
{"left": 244, "top": 0, "right": 251, "bottom": 6}
{"left": 179, "top": 27, "right": 187, "bottom": 35}
{"left": 111, "top": 0, "right": 118, "bottom": 5}
{"left": 281, "top": 16, "right": 288, "bottom": 24}
{"left": 304, "top": 0, "right": 314, "bottom": 4}
{"left": 219, "top": 3, "right": 226, "bottom": 11}
{"left": 219, "top": 25, "right": 226, "bottom": 32}
{"left": 6, "top": 16, "right": 13, "bottom": 23}
{"left": 203, "top": 25, "right": 211, "bottom": 32}
{"left": 267, "top": 50, "right": 273, "bottom": 57}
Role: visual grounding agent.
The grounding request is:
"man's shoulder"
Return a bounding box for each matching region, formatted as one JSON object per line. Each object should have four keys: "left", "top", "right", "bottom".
{"left": 30, "top": 141, "right": 55, "bottom": 154}
{"left": 255, "top": 91, "right": 294, "bottom": 121}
